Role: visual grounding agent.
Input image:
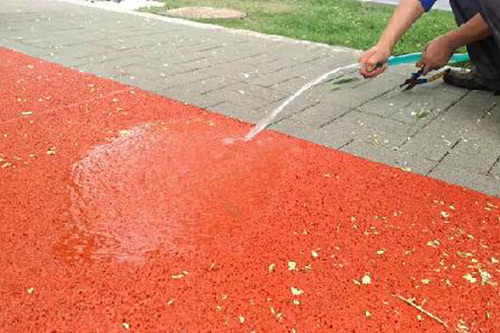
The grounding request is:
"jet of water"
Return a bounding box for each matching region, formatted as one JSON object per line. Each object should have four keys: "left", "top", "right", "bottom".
{"left": 239, "top": 63, "right": 360, "bottom": 142}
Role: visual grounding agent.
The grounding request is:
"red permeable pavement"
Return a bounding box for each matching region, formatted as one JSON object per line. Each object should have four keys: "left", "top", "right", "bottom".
{"left": 0, "top": 47, "right": 499, "bottom": 333}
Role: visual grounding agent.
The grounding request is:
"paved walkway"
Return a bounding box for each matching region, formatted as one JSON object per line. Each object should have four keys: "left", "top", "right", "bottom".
{"left": 2, "top": 34, "right": 500, "bottom": 333}
{"left": 1, "top": 0, "right": 499, "bottom": 197}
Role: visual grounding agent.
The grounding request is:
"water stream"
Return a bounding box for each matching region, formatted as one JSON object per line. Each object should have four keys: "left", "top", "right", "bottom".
{"left": 224, "top": 63, "right": 360, "bottom": 144}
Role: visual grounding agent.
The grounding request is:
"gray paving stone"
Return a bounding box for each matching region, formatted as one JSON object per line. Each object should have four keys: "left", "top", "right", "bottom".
{"left": 359, "top": 83, "right": 468, "bottom": 123}
{"left": 490, "top": 159, "right": 500, "bottom": 180}
{"left": 464, "top": 95, "right": 500, "bottom": 134}
{"left": 441, "top": 137, "right": 500, "bottom": 175}
{"left": 254, "top": 95, "right": 321, "bottom": 125}
{"left": 156, "top": 88, "right": 226, "bottom": 109}
{"left": 249, "top": 70, "right": 307, "bottom": 89}
{"left": 265, "top": 63, "right": 361, "bottom": 95}
{"left": 232, "top": 53, "right": 281, "bottom": 67}
{"left": 191, "top": 62, "right": 260, "bottom": 82}
{"left": 300, "top": 52, "right": 362, "bottom": 69}
{"left": 399, "top": 120, "right": 461, "bottom": 162}
{"left": 322, "top": 110, "right": 412, "bottom": 147}
{"left": 206, "top": 47, "right": 269, "bottom": 65}
{"left": 428, "top": 162, "right": 500, "bottom": 197}
{"left": 0, "top": 39, "right": 49, "bottom": 58}
{"left": 110, "top": 75, "right": 154, "bottom": 91}
{"left": 341, "top": 139, "right": 437, "bottom": 175}
{"left": 154, "top": 69, "right": 217, "bottom": 89}
{"left": 179, "top": 76, "right": 240, "bottom": 95}
{"left": 73, "top": 57, "right": 144, "bottom": 78}
{"left": 201, "top": 88, "right": 271, "bottom": 111}
{"left": 267, "top": 75, "right": 314, "bottom": 95}
{"left": 400, "top": 91, "right": 500, "bottom": 162}
{"left": 223, "top": 82, "right": 288, "bottom": 103}
{"left": 437, "top": 90, "right": 497, "bottom": 128}
{"left": 84, "top": 54, "right": 143, "bottom": 68}
{"left": 269, "top": 119, "right": 352, "bottom": 148}
{"left": 110, "top": 63, "right": 163, "bottom": 80}
{"left": 269, "top": 118, "right": 320, "bottom": 141}
{"left": 134, "top": 59, "right": 198, "bottom": 76}
{"left": 290, "top": 101, "right": 351, "bottom": 128}
{"left": 210, "top": 102, "right": 265, "bottom": 123}
{"left": 303, "top": 70, "right": 406, "bottom": 110}
{"left": 262, "top": 55, "right": 325, "bottom": 74}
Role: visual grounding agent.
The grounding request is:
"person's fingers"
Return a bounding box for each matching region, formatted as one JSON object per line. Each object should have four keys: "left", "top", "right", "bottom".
{"left": 416, "top": 56, "right": 433, "bottom": 75}
{"left": 358, "top": 50, "right": 374, "bottom": 68}
{"left": 359, "top": 51, "right": 374, "bottom": 77}
{"left": 372, "top": 65, "right": 387, "bottom": 76}
{"left": 360, "top": 64, "right": 385, "bottom": 78}
{"left": 359, "top": 48, "right": 388, "bottom": 78}
{"left": 359, "top": 67, "right": 372, "bottom": 78}
{"left": 360, "top": 54, "right": 372, "bottom": 71}
{"left": 359, "top": 59, "right": 375, "bottom": 77}
{"left": 366, "top": 57, "right": 380, "bottom": 72}
{"left": 359, "top": 66, "right": 376, "bottom": 78}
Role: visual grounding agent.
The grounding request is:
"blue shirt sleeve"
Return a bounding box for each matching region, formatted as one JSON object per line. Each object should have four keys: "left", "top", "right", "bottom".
{"left": 419, "top": 0, "right": 437, "bottom": 12}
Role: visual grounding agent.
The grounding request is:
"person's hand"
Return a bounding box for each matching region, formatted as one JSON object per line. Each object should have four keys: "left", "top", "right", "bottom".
{"left": 416, "top": 35, "right": 455, "bottom": 75}
{"left": 359, "top": 44, "right": 391, "bottom": 78}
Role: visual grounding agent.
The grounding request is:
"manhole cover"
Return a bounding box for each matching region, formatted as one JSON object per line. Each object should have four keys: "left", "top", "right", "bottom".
{"left": 162, "top": 7, "right": 246, "bottom": 19}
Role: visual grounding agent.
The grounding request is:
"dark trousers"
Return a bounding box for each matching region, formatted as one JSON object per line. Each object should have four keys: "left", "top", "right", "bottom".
{"left": 450, "top": 0, "right": 500, "bottom": 89}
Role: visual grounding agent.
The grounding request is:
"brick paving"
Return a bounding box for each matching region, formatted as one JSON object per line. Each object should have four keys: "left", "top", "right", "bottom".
{"left": 1, "top": 0, "right": 499, "bottom": 196}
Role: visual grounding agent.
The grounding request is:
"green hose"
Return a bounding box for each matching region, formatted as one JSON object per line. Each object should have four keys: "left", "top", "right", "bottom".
{"left": 387, "top": 53, "right": 470, "bottom": 66}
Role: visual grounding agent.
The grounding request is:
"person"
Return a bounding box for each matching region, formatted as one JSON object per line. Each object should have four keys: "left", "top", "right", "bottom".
{"left": 359, "top": 0, "right": 500, "bottom": 94}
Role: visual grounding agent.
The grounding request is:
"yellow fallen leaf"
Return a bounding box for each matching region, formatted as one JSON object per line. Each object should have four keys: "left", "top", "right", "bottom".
{"left": 463, "top": 273, "right": 477, "bottom": 284}
{"left": 361, "top": 274, "right": 372, "bottom": 285}
{"left": 46, "top": 147, "right": 56, "bottom": 155}
{"left": 290, "top": 287, "right": 304, "bottom": 296}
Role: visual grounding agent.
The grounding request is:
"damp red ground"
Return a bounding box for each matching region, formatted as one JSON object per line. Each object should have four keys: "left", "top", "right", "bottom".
{"left": 0, "top": 47, "right": 499, "bottom": 332}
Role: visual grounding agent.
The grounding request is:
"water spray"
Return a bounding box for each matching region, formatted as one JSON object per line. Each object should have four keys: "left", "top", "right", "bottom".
{"left": 225, "top": 52, "right": 470, "bottom": 144}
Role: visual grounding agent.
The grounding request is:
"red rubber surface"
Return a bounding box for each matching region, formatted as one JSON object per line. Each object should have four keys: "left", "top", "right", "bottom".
{"left": 1, "top": 47, "right": 499, "bottom": 332}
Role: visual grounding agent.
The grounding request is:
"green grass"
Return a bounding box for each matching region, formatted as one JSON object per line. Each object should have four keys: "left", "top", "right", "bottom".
{"left": 144, "top": 0, "right": 458, "bottom": 55}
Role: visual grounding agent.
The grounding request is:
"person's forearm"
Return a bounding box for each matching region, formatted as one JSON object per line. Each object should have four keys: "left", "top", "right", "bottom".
{"left": 378, "top": 0, "right": 425, "bottom": 51}
{"left": 445, "top": 13, "right": 492, "bottom": 49}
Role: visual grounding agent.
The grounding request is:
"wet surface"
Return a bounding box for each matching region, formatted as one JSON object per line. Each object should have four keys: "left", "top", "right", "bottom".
{"left": 67, "top": 122, "right": 286, "bottom": 263}
{"left": 1, "top": 47, "right": 499, "bottom": 332}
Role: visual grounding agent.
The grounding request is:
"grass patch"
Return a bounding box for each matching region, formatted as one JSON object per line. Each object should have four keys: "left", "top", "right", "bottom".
{"left": 331, "top": 76, "right": 360, "bottom": 90}
{"left": 332, "top": 77, "right": 360, "bottom": 85}
{"left": 145, "top": 0, "right": 457, "bottom": 54}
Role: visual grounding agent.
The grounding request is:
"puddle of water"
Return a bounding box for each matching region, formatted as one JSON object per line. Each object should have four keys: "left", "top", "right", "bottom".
{"left": 63, "top": 122, "right": 287, "bottom": 264}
